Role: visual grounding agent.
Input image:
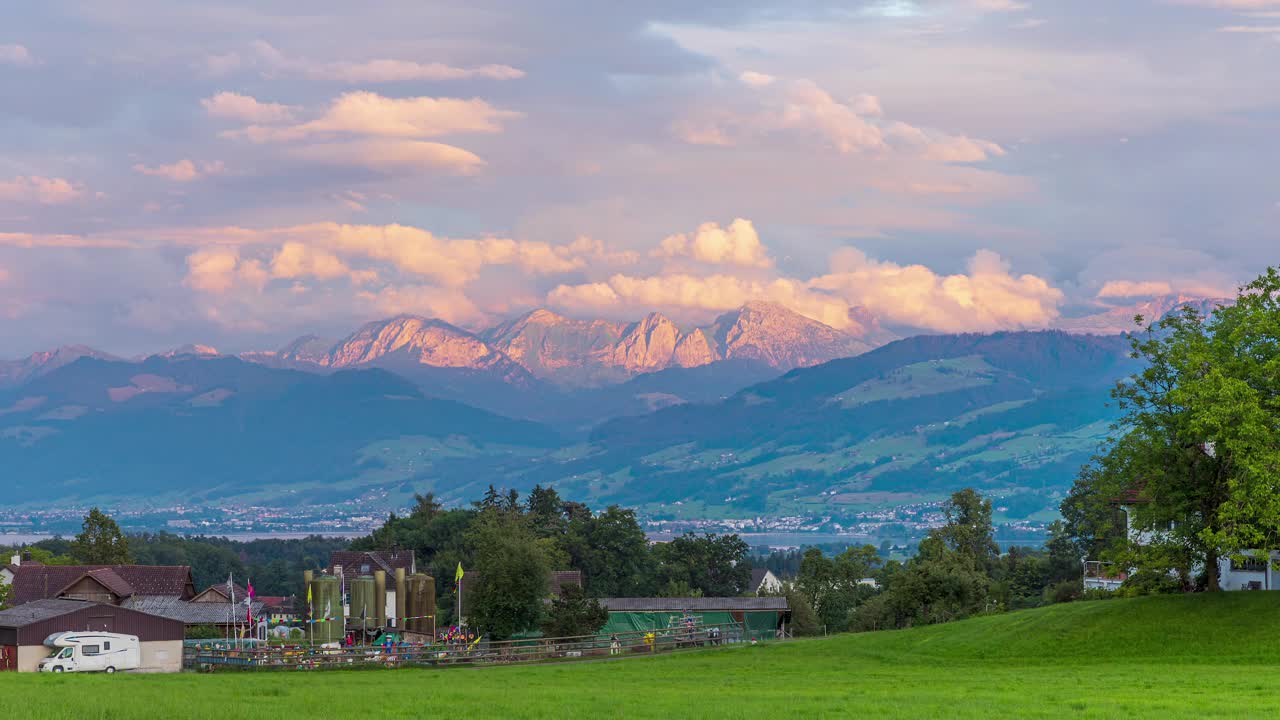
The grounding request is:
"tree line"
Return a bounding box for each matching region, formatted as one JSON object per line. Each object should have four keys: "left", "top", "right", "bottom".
{"left": 350, "top": 485, "right": 752, "bottom": 638}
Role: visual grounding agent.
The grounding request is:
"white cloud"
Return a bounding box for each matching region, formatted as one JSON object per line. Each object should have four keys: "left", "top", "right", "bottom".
{"left": 201, "top": 92, "right": 299, "bottom": 123}
{"left": 184, "top": 248, "right": 267, "bottom": 294}
{"left": 739, "top": 71, "right": 775, "bottom": 87}
{"left": 654, "top": 218, "right": 772, "bottom": 268}
{"left": 0, "top": 44, "right": 36, "bottom": 67}
{"left": 286, "top": 139, "right": 485, "bottom": 174}
{"left": 677, "top": 77, "right": 1003, "bottom": 163}
{"left": 132, "top": 159, "right": 226, "bottom": 182}
{"left": 0, "top": 176, "right": 83, "bottom": 205}
{"left": 551, "top": 220, "right": 1061, "bottom": 334}
{"left": 1096, "top": 280, "right": 1174, "bottom": 298}
{"left": 270, "top": 242, "right": 375, "bottom": 284}
{"left": 252, "top": 41, "right": 524, "bottom": 83}
{"left": 972, "top": 0, "right": 1029, "bottom": 11}
{"left": 232, "top": 91, "right": 520, "bottom": 143}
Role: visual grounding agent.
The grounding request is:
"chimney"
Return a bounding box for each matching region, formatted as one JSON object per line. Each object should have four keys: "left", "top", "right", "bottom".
{"left": 9, "top": 553, "right": 18, "bottom": 567}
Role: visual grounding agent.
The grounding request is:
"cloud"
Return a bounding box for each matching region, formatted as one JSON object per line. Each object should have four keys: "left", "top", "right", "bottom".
{"left": 211, "top": 91, "right": 516, "bottom": 173}
{"left": 201, "top": 91, "right": 298, "bottom": 123}
{"left": 1096, "top": 280, "right": 1175, "bottom": 298}
{"left": 972, "top": 0, "right": 1030, "bottom": 11}
{"left": 356, "top": 284, "right": 486, "bottom": 326}
{"left": 738, "top": 71, "right": 775, "bottom": 87}
{"left": 251, "top": 41, "right": 524, "bottom": 83}
{"left": 811, "top": 248, "right": 1063, "bottom": 332}
{"left": 677, "top": 77, "right": 1003, "bottom": 163}
{"left": 269, "top": 242, "right": 375, "bottom": 284}
{"left": 0, "top": 232, "right": 134, "bottom": 248}
{"left": 551, "top": 219, "right": 1060, "bottom": 333}
{"left": 0, "top": 44, "right": 36, "bottom": 67}
{"left": 132, "top": 159, "right": 226, "bottom": 182}
{"left": 1216, "top": 24, "right": 1280, "bottom": 31}
{"left": 232, "top": 91, "right": 521, "bottom": 142}
{"left": 0, "top": 176, "right": 83, "bottom": 205}
{"left": 654, "top": 218, "right": 772, "bottom": 268}
{"left": 184, "top": 248, "right": 267, "bottom": 294}
{"left": 284, "top": 138, "right": 485, "bottom": 174}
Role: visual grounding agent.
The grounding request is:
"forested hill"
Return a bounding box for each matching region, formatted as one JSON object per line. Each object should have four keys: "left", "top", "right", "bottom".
{"left": 529, "top": 332, "right": 1136, "bottom": 518}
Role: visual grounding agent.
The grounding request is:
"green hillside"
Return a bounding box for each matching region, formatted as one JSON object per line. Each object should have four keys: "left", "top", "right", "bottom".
{"left": 529, "top": 331, "right": 1136, "bottom": 519}
{"left": 2, "top": 594, "right": 1277, "bottom": 718}
{"left": 0, "top": 356, "right": 560, "bottom": 506}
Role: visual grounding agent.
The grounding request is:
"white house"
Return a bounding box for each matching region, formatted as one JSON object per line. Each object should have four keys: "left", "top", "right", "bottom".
{"left": 750, "top": 568, "right": 783, "bottom": 594}
{"left": 1084, "top": 499, "right": 1276, "bottom": 592}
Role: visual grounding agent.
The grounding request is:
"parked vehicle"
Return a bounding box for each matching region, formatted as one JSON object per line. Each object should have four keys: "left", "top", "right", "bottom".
{"left": 37, "top": 632, "right": 141, "bottom": 673}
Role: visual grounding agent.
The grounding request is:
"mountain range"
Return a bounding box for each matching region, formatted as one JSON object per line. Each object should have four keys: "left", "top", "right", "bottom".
{"left": 5, "top": 295, "right": 1224, "bottom": 519}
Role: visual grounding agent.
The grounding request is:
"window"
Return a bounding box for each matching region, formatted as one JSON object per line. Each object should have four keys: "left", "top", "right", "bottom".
{"left": 82, "top": 645, "right": 100, "bottom": 656}
{"left": 1232, "top": 557, "right": 1267, "bottom": 573}
{"left": 103, "top": 642, "right": 111, "bottom": 651}
{"left": 56, "top": 648, "right": 73, "bottom": 659}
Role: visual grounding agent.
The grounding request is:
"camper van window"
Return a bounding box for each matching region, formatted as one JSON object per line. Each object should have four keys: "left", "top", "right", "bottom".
{"left": 83, "top": 645, "right": 100, "bottom": 655}
{"left": 103, "top": 642, "right": 111, "bottom": 651}
{"left": 56, "top": 648, "right": 73, "bottom": 659}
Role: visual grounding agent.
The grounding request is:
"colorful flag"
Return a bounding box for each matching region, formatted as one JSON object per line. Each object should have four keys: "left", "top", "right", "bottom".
{"left": 246, "top": 580, "right": 255, "bottom": 625}
{"left": 455, "top": 563, "right": 464, "bottom": 583}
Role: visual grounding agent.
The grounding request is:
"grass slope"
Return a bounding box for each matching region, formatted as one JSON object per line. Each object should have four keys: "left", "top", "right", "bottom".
{"left": 3, "top": 593, "right": 1279, "bottom": 719}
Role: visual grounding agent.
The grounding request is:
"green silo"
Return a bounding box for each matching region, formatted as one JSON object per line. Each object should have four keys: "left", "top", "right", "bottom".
{"left": 310, "top": 575, "right": 343, "bottom": 644}
{"left": 351, "top": 576, "right": 377, "bottom": 633}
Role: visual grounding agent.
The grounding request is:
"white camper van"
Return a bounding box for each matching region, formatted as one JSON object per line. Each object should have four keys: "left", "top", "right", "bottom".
{"left": 37, "top": 632, "right": 141, "bottom": 673}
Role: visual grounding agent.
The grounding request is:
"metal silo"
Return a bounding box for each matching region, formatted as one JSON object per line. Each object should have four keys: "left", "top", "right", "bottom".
{"left": 350, "top": 576, "right": 377, "bottom": 633}
{"left": 311, "top": 575, "right": 342, "bottom": 644}
{"left": 406, "top": 574, "right": 437, "bottom": 637}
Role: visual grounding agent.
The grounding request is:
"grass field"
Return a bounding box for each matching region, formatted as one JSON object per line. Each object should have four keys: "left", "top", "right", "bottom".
{"left": 4, "top": 593, "right": 1279, "bottom": 719}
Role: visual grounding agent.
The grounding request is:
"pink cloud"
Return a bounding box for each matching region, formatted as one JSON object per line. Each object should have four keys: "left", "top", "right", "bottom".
{"left": 251, "top": 41, "right": 525, "bottom": 83}
{"left": 0, "top": 44, "right": 35, "bottom": 67}
{"left": 654, "top": 218, "right": 772, "bottom": 268}
{"left": 0, "top": 176, "right": 83, "bottom": 205}
{"left": 201, "top": 92, "right": 299, "bottom": 123}
{"left": 132, "top": 160, "right": 225, "bottom": 182}
{"left": 1096, "top": 280, "right": 1174, "bottom": 298}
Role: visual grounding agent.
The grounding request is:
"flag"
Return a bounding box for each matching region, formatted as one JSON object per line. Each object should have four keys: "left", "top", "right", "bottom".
{"left": 455, "top": 563, "right": 464, "bottom": 584}
{"left": 246, "top": 580, "right": 255, "bottom": 625}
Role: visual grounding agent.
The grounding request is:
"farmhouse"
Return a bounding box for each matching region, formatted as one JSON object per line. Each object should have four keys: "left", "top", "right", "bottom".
{"left": 599, "top": 596, "right": 789, "bottom": 639}
{"left": 1084, "top": 493, "right": 1280, "bottom": 592}
{"left": 0, "top": 598, "right": 185, "bottom": 673}
{"left": 3, "top": 562, "right": 195, "bottom": 606}
{"left": 750, "top": 568, "right": 783, "bottom": 594}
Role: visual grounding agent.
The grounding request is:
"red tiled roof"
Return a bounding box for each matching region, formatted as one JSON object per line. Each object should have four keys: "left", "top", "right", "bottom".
{"left": 329, "top": 550, "right": 414, "bottom": 577}
{"left": 8, "top": 564, "right": 195, "bottom": 606}
{"left": 66, "top": 568, "right": 137, "bottom": 598}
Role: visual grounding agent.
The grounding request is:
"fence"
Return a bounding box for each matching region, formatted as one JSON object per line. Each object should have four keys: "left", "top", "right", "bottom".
{"left": 184, "top": 620, "right": 753, "bottom": 672}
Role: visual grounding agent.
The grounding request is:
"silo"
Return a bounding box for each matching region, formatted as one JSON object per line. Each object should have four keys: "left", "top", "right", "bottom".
{"left": 406, "top": 574, "right": 436, "bottom": 637}
{"left": 311, "top": 575, "right": 342, "bottom": 644}
{"left": 374, "top": 570, "right": 387, "bottom": 629}
{"left": 350, "top": 576, "right": 377, "bottom": 632}
{"left": 395, "top": 568, "right": 407, "bottom": 629}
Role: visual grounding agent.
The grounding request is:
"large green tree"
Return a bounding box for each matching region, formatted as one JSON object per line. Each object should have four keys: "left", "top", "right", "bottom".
{"left": 1064, "top": 269, "right": 1280, "bottom": 591}
{"left": 465, "top": 512, "right": 550, "bottom": 640}
{"left": 540, "top": 585, "right": 609, "bottom": 638}
{"left": 652, "top": 533, "right": 750, "bottom": 597}
{"left": 70, "top": 508, "right": 132, "bottom": 564}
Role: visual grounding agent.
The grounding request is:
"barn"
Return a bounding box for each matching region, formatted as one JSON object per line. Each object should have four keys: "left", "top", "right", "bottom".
{"left": 0, "top": 599, "right": 185, "bottom": 673}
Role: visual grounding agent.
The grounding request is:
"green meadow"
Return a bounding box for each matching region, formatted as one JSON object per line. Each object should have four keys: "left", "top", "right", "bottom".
{"left": 3, "top": 593, "right": 1277, "bottom": 719}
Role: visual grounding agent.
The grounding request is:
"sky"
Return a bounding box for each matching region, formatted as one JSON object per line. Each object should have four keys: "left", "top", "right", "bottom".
{"left": 1, "top": 0, "right": 1277, "bottom": 356}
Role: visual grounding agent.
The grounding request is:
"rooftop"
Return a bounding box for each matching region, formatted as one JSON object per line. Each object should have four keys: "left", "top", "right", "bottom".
{"left": 600, "top": 597, "right": 788, "bottom": 612}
